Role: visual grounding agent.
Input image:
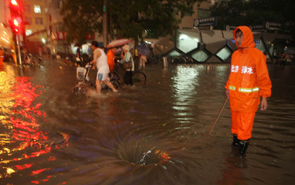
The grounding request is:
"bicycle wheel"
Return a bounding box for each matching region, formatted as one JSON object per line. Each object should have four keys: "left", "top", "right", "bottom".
{"left": 30, "top": 58, "right": 37, "bottom": 66}
{"left": 110, "top": 79, "right": 119, "bottom": 90}
{"left": 132, "top": 71, "right": 146, "bottom": 85}
{"left": 110, "top": 72, "right": 124, "bottom": 84}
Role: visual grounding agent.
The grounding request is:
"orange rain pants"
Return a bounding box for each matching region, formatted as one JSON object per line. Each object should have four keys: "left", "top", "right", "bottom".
{"left": 231, "top": 111, "right": 255, "bottom": 140}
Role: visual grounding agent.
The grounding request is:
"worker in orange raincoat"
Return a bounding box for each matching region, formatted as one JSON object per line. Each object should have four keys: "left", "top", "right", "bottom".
{"left": 225, "top": 26, "right": 272, "bottom": 155}
{"left": 107, "top": 47, "right": 117, "bottom": 72}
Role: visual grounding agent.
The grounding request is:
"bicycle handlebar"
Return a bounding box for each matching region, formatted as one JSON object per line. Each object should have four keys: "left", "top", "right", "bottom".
{"left": 85, "top": 62, "right": 93, "bottom": 68}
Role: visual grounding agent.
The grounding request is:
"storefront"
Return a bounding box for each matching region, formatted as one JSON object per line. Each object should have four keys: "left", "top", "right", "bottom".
{"left": 153, "top": 29, "right": 292, "bottom": 63}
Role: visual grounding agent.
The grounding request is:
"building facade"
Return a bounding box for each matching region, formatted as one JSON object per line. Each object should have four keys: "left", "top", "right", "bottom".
{"left": 179, "top": 0, "right": 212, "bottom": 30}
{"left": 22, "top": 0, "right": 47, "bottom": 37}
{"left": 0, "top": 0, "right": 13, "bottom": 47}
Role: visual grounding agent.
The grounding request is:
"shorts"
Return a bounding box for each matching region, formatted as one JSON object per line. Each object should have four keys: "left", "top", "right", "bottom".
{"left": 97, "top": 67, "right": 109, "bottom": 81}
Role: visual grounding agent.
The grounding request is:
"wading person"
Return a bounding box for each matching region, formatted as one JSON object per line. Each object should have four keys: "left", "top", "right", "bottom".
{"left": 107, "top": 47, "right": 117, "bottom": 72}
{"left": 76, "top": 44, "right": 83, "bottom": 66}
{"left": 139, "top": 54, "right": 147, "bottom": 70}
{"left": 121, "top": 44, "right": 134, "bottom": 86}
{"left": 90, "top": 41, "right": 118, "bottom": 94}
{"left": 225, "top": 26, "right": 272, "bottom": 155}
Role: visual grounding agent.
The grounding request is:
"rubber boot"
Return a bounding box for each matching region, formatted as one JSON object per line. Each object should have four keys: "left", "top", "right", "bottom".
{"left": 232, "top": 134, "right": 239, "bottom": 147}
{"left": 239, "top": 140, "right": 250, "bottom": 155}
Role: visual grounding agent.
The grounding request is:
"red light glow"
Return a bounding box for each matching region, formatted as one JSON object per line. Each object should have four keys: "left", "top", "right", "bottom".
{"left": 13, "top": 19, "right": 19, "bottom": 26}
{"left": 1, "top": 77, "right": 70, "bottom": 183}
{"left": 15, "top": 163, "right": 33, "bottom": 170}
{"left": 11, "top": 0, "right": 18, "bottom": 6}
{"left": 31, "top": 168, "right": 49, "bottom": 175}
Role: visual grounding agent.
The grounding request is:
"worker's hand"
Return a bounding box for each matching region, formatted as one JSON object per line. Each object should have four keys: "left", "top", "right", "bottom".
{"left": 225, "top": 89, "right": 229, "bottom": 99}
{"left": 260, "top": 97, "right": 268, "bottom": 111}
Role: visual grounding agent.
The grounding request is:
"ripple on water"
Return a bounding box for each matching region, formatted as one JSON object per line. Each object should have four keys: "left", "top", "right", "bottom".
{"left": 1, "top": 64, "right": 295, "bottom": 184}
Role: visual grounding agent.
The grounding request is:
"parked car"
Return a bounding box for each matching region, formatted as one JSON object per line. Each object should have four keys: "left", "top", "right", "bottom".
{"left": 0, "top": 46, "right": 14, "bottom": 62}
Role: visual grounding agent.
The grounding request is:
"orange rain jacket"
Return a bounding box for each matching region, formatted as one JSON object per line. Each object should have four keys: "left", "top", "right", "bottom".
{"left": 225, "top": 26, "right": 272, "bottom": 113}
{"left": 107, "top": 49, "right": 115, "bottom": 72}
{"left": 0, "top": 49, "right": 4, "bottom": 65}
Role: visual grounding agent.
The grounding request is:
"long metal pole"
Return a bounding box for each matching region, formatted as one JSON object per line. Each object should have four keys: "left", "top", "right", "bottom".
{"left": 103, "top": 0, "right": 107, "bottom": 47}
{"left": 207, "top": 98, "right": 228, "bottom": 137}
{"left": 17, "top": 33, "right": 22, "bottom": 66}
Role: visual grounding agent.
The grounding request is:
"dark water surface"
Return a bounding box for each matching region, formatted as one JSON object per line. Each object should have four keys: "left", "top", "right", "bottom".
{"left": 0, "top": 59, "right": 295, "bottom": 185}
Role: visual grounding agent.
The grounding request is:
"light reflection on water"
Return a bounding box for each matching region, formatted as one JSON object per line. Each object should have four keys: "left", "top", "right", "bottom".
{"left": 0, "top": 62, "right": 295, "bottom": 185}
{"left": 0, "top": 67, "right": 70, "bottom": 184}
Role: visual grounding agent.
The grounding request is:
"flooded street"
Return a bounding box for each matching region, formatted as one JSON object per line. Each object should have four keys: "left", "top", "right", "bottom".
{"left": 0, "top": 59, "right": 295, "bottom": 185}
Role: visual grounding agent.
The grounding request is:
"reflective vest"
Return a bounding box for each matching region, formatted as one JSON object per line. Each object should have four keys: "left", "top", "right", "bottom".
{"left": 229, "top": 86, "right": 259, "bottom": 93}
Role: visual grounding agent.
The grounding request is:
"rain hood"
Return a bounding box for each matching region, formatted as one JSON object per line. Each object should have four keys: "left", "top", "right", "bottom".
{"left": 233, "top": 26, "right": 255, "bottom": 49}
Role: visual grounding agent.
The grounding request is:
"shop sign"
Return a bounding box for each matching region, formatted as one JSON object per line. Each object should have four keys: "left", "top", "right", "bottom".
{"left": 254, "top": 40, "right": 261, "bottom": 46}
{"left": 265, "top": 22, "right": 281, "bottom": 31}
{"left": 52, "top": 32, "right": 94, "bottom": 40}
{"left": 86, "top": 34, "right": 95, "bottom": 40}
{"left": 194, "top": 17, "right": 216, "bottom": 28}
{"left": 52, "top": 32, "right": 66, "bottom": 40}
{"left": 250, "top": 25, "right": 264, "bottom": 32}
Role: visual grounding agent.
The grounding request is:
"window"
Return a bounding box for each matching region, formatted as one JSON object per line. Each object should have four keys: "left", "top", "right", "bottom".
{"left": 183, "top": 8, "right": 193, "bottom": 17}
{"left": 53, "top": 0, "right": 64, "bottom": 9}
{"left": 25, "top": 29, "right": 33, "bottom": 36}
{"left": 197, "top": 9, "right": 210, "bottom": 18}
{"left": 34, "top": 5, "right": 41, "bottom": 13}
{"left": 24, "top": 17, "right": 32, "bottom": 25}
{"left": 59, "top": 0, "right": 64, "bottom": 9}
{"left": 216, "top": 47, "right": 232, "bottom": 61}
{"left": 192, "top": 50, "right": 209, "bottom": 62}
{"left": 53, "top": 22, "right": 64, "bottom": 32}
{"left": 35, "top": 17, "right": 43, "bottom": 25}
{"left": 23, "top": 5, "right": 31, "bottom": 13}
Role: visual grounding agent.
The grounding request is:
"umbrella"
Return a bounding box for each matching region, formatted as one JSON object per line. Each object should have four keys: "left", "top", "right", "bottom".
{"left": 107, "top": 39, "right": 132, "bottom": 48}
{"left": 128, "top": 42, "right": 134, "bottom": 50}
{"left": 136, "top": 44, "right": 150, "bottom": 56}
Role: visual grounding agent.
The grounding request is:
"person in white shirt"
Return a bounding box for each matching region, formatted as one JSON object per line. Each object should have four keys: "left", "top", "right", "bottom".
{"left": 90, "top": 41, "right": 118, "bottom": 94}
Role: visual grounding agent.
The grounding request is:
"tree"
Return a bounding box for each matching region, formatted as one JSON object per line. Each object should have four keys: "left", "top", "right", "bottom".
{"left": 61, "top": 0, "right": 205, "bottom": 44}
{"left": 211, "top": 0, "right": 295, "bottom": 36}
{"left": 60, "top": 0, "right": 104, "bottom": 43}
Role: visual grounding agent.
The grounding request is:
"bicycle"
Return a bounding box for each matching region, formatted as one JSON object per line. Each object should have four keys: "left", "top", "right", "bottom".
{"left": 72, "top": 63, "right": 119, "bottom": 94}
{"left": 109, "top": 61, "right": 146, "bottom": 87}
{"left": 22, "top": 52, "right": 42, "bottom": 67}
{"left": 167, "top": 55, "right": 194, "bottom": 64}
{"left": 65, "top": 54, "right": 90, "bottom": 67}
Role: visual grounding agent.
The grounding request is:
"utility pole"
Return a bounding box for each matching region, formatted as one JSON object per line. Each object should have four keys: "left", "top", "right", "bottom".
{"left": 103, "top": 0, "right": 108, "bottom": 47}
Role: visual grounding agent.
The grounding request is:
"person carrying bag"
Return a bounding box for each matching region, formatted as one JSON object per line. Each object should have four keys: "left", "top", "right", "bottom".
{"left": 121, "top": 45, "right": 134, "bottom": 85}
{"left": 123, "top": 57, "right": 133, "bottom": 69}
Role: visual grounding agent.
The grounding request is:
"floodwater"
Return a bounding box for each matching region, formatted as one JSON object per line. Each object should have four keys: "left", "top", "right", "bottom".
{"left": 0, "top": 59, "right": 295, "bottom": 185}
